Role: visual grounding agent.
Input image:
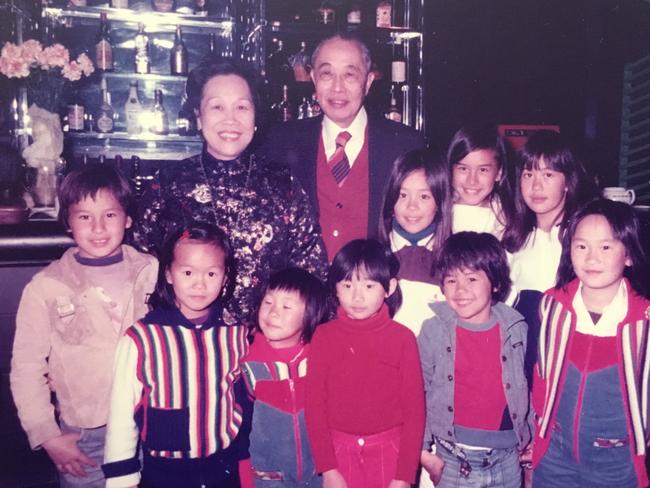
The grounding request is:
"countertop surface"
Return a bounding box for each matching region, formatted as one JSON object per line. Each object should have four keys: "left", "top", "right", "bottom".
{"left": 0, "top": 219, "right": 74, "bottom": 265}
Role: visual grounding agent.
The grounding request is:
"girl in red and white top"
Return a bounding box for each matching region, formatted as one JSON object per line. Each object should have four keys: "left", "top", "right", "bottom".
{"left": 305, "top": 239, "right": 425, "bottom": 488}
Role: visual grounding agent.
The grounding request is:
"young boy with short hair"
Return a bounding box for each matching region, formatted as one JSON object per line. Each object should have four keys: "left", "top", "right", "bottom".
{"left": 10, "top": 164, "right": 157, "bottom": 488}
{"left": 418, "top": 232, "right": 532, "bottom": 488}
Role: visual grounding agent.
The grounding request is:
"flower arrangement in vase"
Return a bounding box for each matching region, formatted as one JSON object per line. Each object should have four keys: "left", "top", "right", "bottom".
{"left": 0, "top": 40, "right": 94, "bottom": 208}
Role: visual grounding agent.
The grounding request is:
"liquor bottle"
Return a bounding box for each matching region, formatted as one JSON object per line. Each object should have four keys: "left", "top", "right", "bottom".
{"left": 170, "top": 26, "right": 188, "bottom": 75}
{"left": 98, "top": 154, "right": 106, "bottom": 164}
{"left": 95, "top": 13, "right": 113, "bottom": 71}
{"left": 111, "top": 0, "right": 128, "bottom": 8}
{"left": 297, "top": 97, "right": 310, "bottom": 120}
{"left": 176, "top": 95, "right": 196, "bottom": 136}
{"left": 134, "top": 23, "right": 150, "bottom": 74}
{"left": 376, "top": 0, "right": 391, "bottom": 28}
{"left": 289, "top": 41, "right": 310, "bottom": 82}
{"left": 124, "top": 80, "right": 143, "bottom": 135}
{"left": 151, "top": 0, "right": 174, "bottom": 12}
{"left": 194, "top": 0, "right": 206, "bottom": 15}
{"left": 149, "top": 89, "right": 169, "bottom": 135}
{"left": 347, "top": 3, "right": 362, "bottom": 29}
{"left": 385, "top": 89, "right": 402, "bottom": 122}
{"left": 308, "top": 93, "right": 321, "bottom": 118}
{"left": 67, "top": 92, "right": 85, "bottom": 132}
{"left": 174, "top": 0, "right": 194, "bottom": 14}
{"left": 391, "top": 40, "right": 406, "bottom": 86}
{"left": 131, "top": 155, "right": 142, "bottom": 196}
{"left": 96, "top": 78, "right": 114, "bottom": 133}
{"left": 115, "top": 154, "right": 124, "bottom": 171}
{"left": 266, "top": 39, "right": 293, "bottom": 94}
{"left": 277, "top": 85, "right": 293, "bottom": 122}
{"left": 316, "top": 1, "right": 336, "bottom": 25}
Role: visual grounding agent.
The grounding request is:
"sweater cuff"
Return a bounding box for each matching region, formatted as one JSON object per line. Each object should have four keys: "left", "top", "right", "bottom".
{"left": 29, "top": 422, "right": 63, "bottom": 450}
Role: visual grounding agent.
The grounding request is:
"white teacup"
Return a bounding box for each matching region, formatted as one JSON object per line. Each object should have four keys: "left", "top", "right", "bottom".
{"left": 602, "top": 186, "right": 635, "bottom": 205}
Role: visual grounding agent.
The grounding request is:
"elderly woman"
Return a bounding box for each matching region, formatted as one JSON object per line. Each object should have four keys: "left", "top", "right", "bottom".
{"left": 132, "top": 58, "right": 327, "bottom": 327}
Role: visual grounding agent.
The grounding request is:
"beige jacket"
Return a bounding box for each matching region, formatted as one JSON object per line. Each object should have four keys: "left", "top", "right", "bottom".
{"left": 10, "top": 245, "right": 158, "bottom": 449}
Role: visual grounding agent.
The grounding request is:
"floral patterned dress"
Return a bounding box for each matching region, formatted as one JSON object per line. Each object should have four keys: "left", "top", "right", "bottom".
{"left": 131, "top": 149, "right": 328, "bottom": 326}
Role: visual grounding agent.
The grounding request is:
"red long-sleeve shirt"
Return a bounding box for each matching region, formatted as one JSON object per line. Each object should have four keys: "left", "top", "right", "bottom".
{"left": 305, "top": 304, "right": 425, "bottom": 483}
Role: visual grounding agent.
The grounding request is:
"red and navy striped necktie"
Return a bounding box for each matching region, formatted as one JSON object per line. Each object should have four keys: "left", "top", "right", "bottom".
{"left": 329, "top": 131, "right": 352, "bottom": 186}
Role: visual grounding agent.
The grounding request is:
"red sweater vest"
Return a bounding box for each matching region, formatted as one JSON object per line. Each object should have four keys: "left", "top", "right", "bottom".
{"left": 316, "top": 131, "right": 369, "bottom": 260}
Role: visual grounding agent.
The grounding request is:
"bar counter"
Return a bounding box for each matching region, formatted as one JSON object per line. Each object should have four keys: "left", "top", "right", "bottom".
{"left": 0, "top": 219, "right": 74, "bottom": 266}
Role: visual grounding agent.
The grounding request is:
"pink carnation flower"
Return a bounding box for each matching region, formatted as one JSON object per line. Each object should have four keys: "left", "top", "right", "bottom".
{"left": 76, "top": 53, "right": 94, "bottom": 77}
{"left": 38, "top": 44, "right": 69, "bottom": 69}
{"left": 0, "top": 56, "right": 30, "bottom": 78}
{"left": 62, "top": 61, "right": 83, "bottom": 81}
{"left": 1, "top": 42, "right": 23, "bottom": 62}
{"left": 20, "top": 40, "right": 43, "bottom": 64}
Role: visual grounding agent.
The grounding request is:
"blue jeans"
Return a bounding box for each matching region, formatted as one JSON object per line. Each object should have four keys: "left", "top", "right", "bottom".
{"left": 58, "top": 421, "right": 106, "bottom": 488}
{"left": 435, "top": 440, "right": 522, "bottom": 488}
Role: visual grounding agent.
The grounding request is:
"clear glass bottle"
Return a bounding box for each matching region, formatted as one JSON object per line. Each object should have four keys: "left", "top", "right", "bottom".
{"left": 96, "top": 78, "right": 114, "bottom": 133}
{"left": 124, "top": 80, "right": 143, "bottom": 135}
{"left": 297, "top": 97, "right": 310, "bottom": 119}
{"left": 308, "top": 93, "right": 321, "bottom": 118}
{"left": 149, "top": 89, "right": 169, "bottom": 135}
{"left": 95, "top": 12, "right": 113, "bottom": 71}
{"left": 385, "top": 89, "right": 402, "bottom": 123}
{"left": 277, "top": 84, "right": 293, "bottom": 122}
{"left": 134, "top": 23, "right": 150, "bottom": 74}
{"left": 170, "top": 26, "right": 188, "bottom": 76}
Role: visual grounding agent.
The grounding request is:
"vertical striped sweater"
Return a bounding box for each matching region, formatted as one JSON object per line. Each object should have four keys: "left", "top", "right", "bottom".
{"left": 532, "top": 278, "right": 650, "bottom": 486}
{"left": 103, "top": 304, "right": 249, "bottom": 487}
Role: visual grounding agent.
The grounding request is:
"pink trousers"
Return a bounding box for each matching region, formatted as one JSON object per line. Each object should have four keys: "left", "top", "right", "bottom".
{"left": 331, "top": 426, "right": 401, "bottom": 488}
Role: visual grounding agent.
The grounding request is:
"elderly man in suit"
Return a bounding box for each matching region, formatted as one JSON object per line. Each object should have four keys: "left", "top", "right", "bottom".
{"left": 259, "top": 33, "right": 425, "bottom": 259}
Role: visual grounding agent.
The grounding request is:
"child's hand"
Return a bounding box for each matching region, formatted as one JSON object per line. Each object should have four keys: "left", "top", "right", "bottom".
{"left": 520, "top": 445, "right": 533, "bottom": 488}
{"left": 387, "top": 480, "right": 410, "bottom": 488}
{"left": 322, "top": 468, "right": 348, "bottom": 488}
{"left": 42, "top": 433, "right": 96, "bottom": 477}
{"left": 420, "top": 449, "right": 445, "bottom": 485}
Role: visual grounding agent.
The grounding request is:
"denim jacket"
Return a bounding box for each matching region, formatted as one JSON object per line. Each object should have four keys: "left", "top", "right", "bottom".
{"left": 417, "top": 301, "right": 532, "bottom": 451}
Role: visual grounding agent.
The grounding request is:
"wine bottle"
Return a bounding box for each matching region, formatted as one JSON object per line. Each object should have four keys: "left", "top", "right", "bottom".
{"left": 297, "top": 97, "right": 310, "bottom": 120}
{"left": 96, "top": 78, "right": 114, "bottom": 133}
{"left": 317, "top": 1, "right": 336, "bottom": 25}
{"left": 134, "top": 23, "right": 150, "bottom": 74}
{"left": 308, "top": 93, "right": 321, "bottom": 118}
{"left": 176, "top": 95, "right": 196, "bottom": 136}
{"left": 149, "top": 89, "right": 169, "bottom": 135}
{"left": 95, "top": 13, "right": 113, "bottom": 71}
{"left": 67, "top": 93, "right": 85, "bottom": 132}
{"left": 170, "top": 26, "right": 188, "bottom": 76}
{"left": 124, "top": 80, "right": 143, "bottom": 135}
{"left": 347, "top": 3, "right": 362, "bottom": 29}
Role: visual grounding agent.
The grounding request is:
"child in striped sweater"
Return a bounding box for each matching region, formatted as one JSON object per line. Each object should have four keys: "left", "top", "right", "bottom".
{"left": 103, "top": 222, "right": 251, "bottom": 488}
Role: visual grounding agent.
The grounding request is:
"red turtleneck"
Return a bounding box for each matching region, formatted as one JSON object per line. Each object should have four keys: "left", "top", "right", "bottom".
{"left": 305, "top": 304, "right": 424, "bottom": 483}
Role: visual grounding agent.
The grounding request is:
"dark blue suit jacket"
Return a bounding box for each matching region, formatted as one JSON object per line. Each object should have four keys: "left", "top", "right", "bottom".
{"left": 257, "top": 114, "right": 425, "bottom": 238}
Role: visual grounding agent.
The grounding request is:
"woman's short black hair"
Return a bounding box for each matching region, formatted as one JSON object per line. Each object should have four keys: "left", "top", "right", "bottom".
{"left": 150, "top": 221, "right": 235, "bottom": 310}
{"left": 255, "top": 267, "right": 330, "bottom": 343}
{"left": 378, "top": 149, "right": 452, "bottom": 255}
{"left": 556, "top": 199, "right": 649, "bottom": 297}
{"left": 185, "top": 57, "right": 261, "bottom": 117}
{"left": 58, "top": 163, "right": 134, "bottom": 229}
{"left": 437, "top": 232, "right": 512, "bottom": 303}
{"left": 327, "top": 239, "right": 402, "bottom": 317}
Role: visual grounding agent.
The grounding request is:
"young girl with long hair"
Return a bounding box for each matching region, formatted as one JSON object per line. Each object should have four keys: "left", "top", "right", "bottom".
{"left": 446, "top": 124, "right": 514, "bottom": 239}
{"left": 103, "top": 222, "right": 250, "bottom": 488}
{"left": 239, "top": 268, "right": 330, "bottom": 488}
{"left": 532, "top": 199, "right": 650, "bottom": 487}
{"left": 305, "top": 239, "right": 425, "bottom": 488}
{"left": 379, "top": 149, "right": 452, "bottom": 335}
{"left": 504, "top": 130, "right": 595, "bottom": 293}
